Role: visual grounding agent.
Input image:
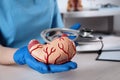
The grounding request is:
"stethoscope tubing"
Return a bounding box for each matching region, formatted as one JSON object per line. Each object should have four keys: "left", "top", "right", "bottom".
{"left": 41, "top": 28, "right": 80, "bottom": 43}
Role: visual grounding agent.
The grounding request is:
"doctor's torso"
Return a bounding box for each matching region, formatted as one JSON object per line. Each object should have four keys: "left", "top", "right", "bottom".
{"left": 0, "top": 0, "right": 63, "bottom": 48}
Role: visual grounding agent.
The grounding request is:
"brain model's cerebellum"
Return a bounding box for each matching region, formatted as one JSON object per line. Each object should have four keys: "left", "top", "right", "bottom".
{"left": 28, "top": 36, "right": 76, "bottom": 64}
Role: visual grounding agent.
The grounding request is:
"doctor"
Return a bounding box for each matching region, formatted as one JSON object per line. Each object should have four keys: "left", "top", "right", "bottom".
{"left": 0, "top": 0, "right": 77, "bottom": 73}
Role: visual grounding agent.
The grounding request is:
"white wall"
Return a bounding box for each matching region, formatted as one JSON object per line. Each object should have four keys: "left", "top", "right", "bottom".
{"left": 57, "top": 0, "right": 120, "bottom": 12}
{"left": 57, "top": 0, "right": 120, "bottom": 33}
{"left": 57, "top": 0, "right": 67, "bottom": 13}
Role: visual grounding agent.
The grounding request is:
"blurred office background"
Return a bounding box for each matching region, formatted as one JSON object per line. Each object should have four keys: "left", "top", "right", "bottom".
{"left": 57, "top": 0, "right": 120, "bottom": 34}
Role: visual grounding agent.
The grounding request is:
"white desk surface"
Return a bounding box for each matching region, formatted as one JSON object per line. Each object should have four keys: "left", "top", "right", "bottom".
{"left": 0, "top": 53, "right": 120, "bottom": 80}
{"left": 62, "top": 7, "right": 120, "bottom": 18}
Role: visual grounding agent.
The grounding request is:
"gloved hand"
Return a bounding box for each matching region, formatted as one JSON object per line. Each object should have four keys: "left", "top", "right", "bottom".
{"left": 69, "top": 23, "right": 81, "bottom": 45}
{"left": 70, "top": 23, "right": 81, "bottom": 30}
{"left": 14, "top": 46, "right": 77, "bottom": 74}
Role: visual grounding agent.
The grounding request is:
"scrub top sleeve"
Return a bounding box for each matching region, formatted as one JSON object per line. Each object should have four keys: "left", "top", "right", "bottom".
{"left": 0, "top": 32, "right": 2, "bottom": 45}
{"left": 0, "top": 40, "right": 1, "bottom": 45}
{"left": 0, "top": 30, "right": 2, "bottom": 45}
{"left": 0, "top": 30, "right": 5, "bottom": 46}
{"left": 51, "top": 0, "right": 64, "bottom": 28}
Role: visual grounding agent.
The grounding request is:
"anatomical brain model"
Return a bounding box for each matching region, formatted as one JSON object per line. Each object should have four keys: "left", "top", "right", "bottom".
{"left": 28, "top": 36, "right": 76, "bottom": 64}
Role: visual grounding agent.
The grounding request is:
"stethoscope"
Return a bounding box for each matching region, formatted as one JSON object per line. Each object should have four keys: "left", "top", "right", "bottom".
{"left": 41, "top": 28, "right": 98, "bottom": 43}
{"left": 41, "top": 28, "right": 120, "bottom": 60}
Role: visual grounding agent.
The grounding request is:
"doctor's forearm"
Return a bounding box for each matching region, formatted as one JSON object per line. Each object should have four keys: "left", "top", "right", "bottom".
{"left": 0, "top": 45, "right": 17, "bottom": 65}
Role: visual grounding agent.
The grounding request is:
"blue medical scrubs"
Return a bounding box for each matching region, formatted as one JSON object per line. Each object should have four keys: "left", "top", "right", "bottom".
{"left": 0, "top": 0, "right": 64, "bottom": 48}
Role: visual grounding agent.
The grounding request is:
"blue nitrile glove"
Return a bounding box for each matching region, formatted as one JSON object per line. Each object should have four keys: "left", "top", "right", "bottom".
{"left": 69, "top": 23, "right": 81, "bottom": 45}
{"left": 70, "top": 23, "right": 81, "bottom": 30}
{"left": 14, "top": 46, "right": 77, "bottom": 74}
{"left": 65, "top": 23, "right": 81, "bottom": 40}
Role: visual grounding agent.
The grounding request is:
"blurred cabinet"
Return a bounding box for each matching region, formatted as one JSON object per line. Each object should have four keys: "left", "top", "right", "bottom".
{"left": 61, "top": 8, "right": 120, "bottom": 33}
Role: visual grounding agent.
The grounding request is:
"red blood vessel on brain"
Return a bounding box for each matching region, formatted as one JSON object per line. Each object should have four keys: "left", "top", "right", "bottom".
{"left": 28, "top": 36, "right": 76, "bottom": 64}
